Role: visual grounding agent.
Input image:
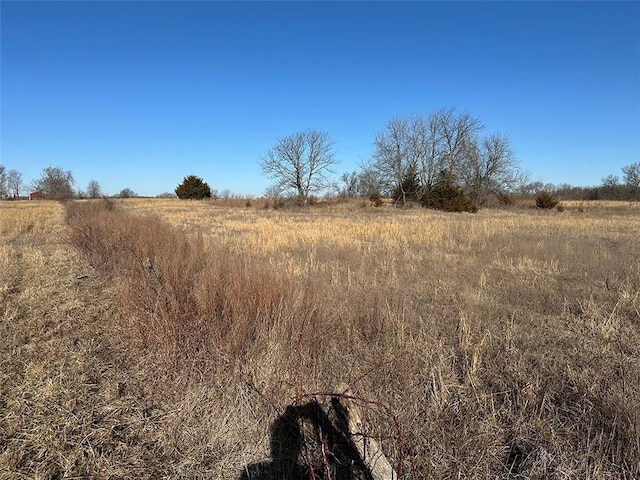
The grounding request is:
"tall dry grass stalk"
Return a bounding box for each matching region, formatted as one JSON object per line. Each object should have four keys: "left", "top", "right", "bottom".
{"left": 2, "top": 198, "right": 639, "bottom": 478}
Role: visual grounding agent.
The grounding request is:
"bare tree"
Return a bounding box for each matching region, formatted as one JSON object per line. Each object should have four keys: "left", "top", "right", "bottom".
{"left": 7, "top": 169, "right": 24, "bottom": 198}
{"left": 410, "top": 109, "right": 485, "bottom": 196}
{"left": 372, "top": 116, "right": 414, "bottom": 203}
{"left": 260, "top": 129, "right": 337, "bottom": 206}
{"left": 459, "top": 132, "right": 519, "bottom": 204}
{"left": 357, "top": 164, "right": 385, "bottom": 198}
{"left": 622, "top": 161, "right": 640, "bottom": 201}
{"left": 32, "top": 166, "right": 74, "bottom": 199}
{"left": 601, "top": 175, "right": 621, "bottom": 200}
{"left": 413, "top": 113, "right": 443, "bottom": 191}
{"left": 338, "top": 171, "right": 360, "bottom": 198}
{"left": 86, "top": 179, "right": 102, "bottom": 198}
{"left": 435, "top": 107, "right": 483, "bottom": 173}
{"left": 517, "top": 179, "right": 544, "bottom": 197}
{"left": 0, "top": 164, "right": 6, "bottom": 197}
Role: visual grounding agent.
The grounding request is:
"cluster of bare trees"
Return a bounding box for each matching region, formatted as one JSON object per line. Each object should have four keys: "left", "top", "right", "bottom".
{"left": 367, "top": 108, "right": 521, "bottom": 205}
{"left": 0, "top": 164, "right": 79, "bottom": 200}
{"left": 260, "top": 108, "right": 523, "bottom": 208}
{"left": 0, "top": 164, "right": 111, "bottom": 200}
{"left": 599, "top": 161, "right": 640, "bottom": 201}
{"left": 0, "top": 165, "right": 24, "bottom": 199}
{"left": 0, "top": 163, "right": 142, "bottom": 200}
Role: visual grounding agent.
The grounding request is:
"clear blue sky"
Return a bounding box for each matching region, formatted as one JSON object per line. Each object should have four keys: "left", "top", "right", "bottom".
{"left": 2, "top": 1, "right": 639, "bottom": 197}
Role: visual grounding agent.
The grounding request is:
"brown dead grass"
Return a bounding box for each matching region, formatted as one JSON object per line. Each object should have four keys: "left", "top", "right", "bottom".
{"left": 1, "top": 198, "right": 639, "bottom": 479}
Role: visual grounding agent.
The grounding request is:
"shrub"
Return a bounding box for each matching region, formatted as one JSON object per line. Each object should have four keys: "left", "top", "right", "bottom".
{"left": 271, "top": 198, "right": 285, "bottom": 209}
{"left": 175, "top": 175, "right": 212, "bottom": 199}
{"left": 497, "top": 192, "right": 514, "bottom": 206}
{"left": 421, "top": 170, "right": 477, "bottom": 213}
{"left": 535, "top": 192, "right": 559, "bottom": 209}
{"left": 369, "top": 193, "right": 384, "bottom": 207}
{"left": 392, "top": 168, "right": 421, "bottom": 204}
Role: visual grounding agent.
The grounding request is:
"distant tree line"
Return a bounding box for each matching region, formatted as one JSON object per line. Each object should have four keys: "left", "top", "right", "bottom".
{"left": 526, "top": 161, "right": 640, "bottom": 202}
{"left": 2, "top": 123, "right": 637, "bottom": 207}
{"left": 0, "top": 163, "right": 231, "bottom": 202}
{"left": 0, "top": 164, "right": 141, "bottom": 200}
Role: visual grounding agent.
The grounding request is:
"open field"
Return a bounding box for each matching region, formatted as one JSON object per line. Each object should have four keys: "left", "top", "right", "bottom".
{"left": 1, "top": 199, "right": 639, "bottom": 478}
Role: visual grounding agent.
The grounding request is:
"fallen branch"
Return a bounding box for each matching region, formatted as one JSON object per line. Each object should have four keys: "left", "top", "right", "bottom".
{"left": 332, "top": 383, "right": 398, "bottom": 480}
{"left": 142, "top": 258, "right": 163, "bottom": 288}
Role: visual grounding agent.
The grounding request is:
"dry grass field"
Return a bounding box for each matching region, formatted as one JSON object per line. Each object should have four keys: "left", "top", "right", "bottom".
{"left": 1, "top": 198, "right": 639, "bottom": 479}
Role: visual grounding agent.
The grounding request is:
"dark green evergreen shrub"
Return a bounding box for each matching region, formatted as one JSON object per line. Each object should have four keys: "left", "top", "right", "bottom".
{"left": 392, "top": 168, "right": 421, "bottom": 204}
{"left": 421, "top": 170, "right": 477, "bottom": 213}
{"left": 175, "top": 175, "right": 212, "bottom": 199}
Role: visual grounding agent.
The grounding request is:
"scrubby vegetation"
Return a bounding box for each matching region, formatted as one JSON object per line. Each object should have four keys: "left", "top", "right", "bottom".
{"left": 1, "top": 198, "right": 639, "bottom": 478}
{"left": 535, "top": 191, "right": 560, "bottom": 209}
{"left": 421, "top": 170, "right": 478, "bottom": 213}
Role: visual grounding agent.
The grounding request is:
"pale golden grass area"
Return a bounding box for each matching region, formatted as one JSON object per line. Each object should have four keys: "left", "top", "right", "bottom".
{"left": 2, "top": 198, "right": 639, "bottom": 478}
